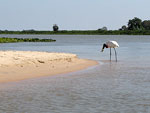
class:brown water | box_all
[0,35,150,113]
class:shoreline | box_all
[1,30,150,35]
[0,51,98,83]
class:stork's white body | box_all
[105,41,119,48]
[101,40,119,62]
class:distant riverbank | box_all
[1,30,150,35]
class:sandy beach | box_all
[0,51,98,83]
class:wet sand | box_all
[0,51,98,83]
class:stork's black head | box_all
[101,44,108,52]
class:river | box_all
[0,35,150,113]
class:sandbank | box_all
[0,51,98,83]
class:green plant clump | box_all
[0,37,56,43]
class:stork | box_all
[101,41,119,62]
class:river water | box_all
[0,35,150,113]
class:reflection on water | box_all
[0,35,150,113]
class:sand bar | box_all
[0,51,98,83]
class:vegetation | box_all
[1,30,150,35]
[0,17,150,35]
[0,37,56,43]
[119,17,150,31]
[142,20,150,30]
[127,17,144,30]
[53,24,59,31]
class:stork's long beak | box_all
[101,44,105,52]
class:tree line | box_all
[0,17,150,35]
[119,17,150,31]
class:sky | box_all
[0,0,150,31]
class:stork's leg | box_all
[110,48,111,61]
[114,48,117,62]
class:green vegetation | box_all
[0,17,150,35]
[53,24,59,31]
[0,37,56,43]
[0,30,150,35]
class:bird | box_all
[101,41,119,62]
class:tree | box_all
[101,26,107,31]
[119,25,127,31]
[142,20,150,30]
[127,17,143,30]
[53,24,59,31]
[98,26,107,31]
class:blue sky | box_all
[0,0,150,30]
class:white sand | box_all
[0,51,98,83]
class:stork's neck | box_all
[102,44,108,49]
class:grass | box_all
[1,30,150,35]
[0,37,56,43]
